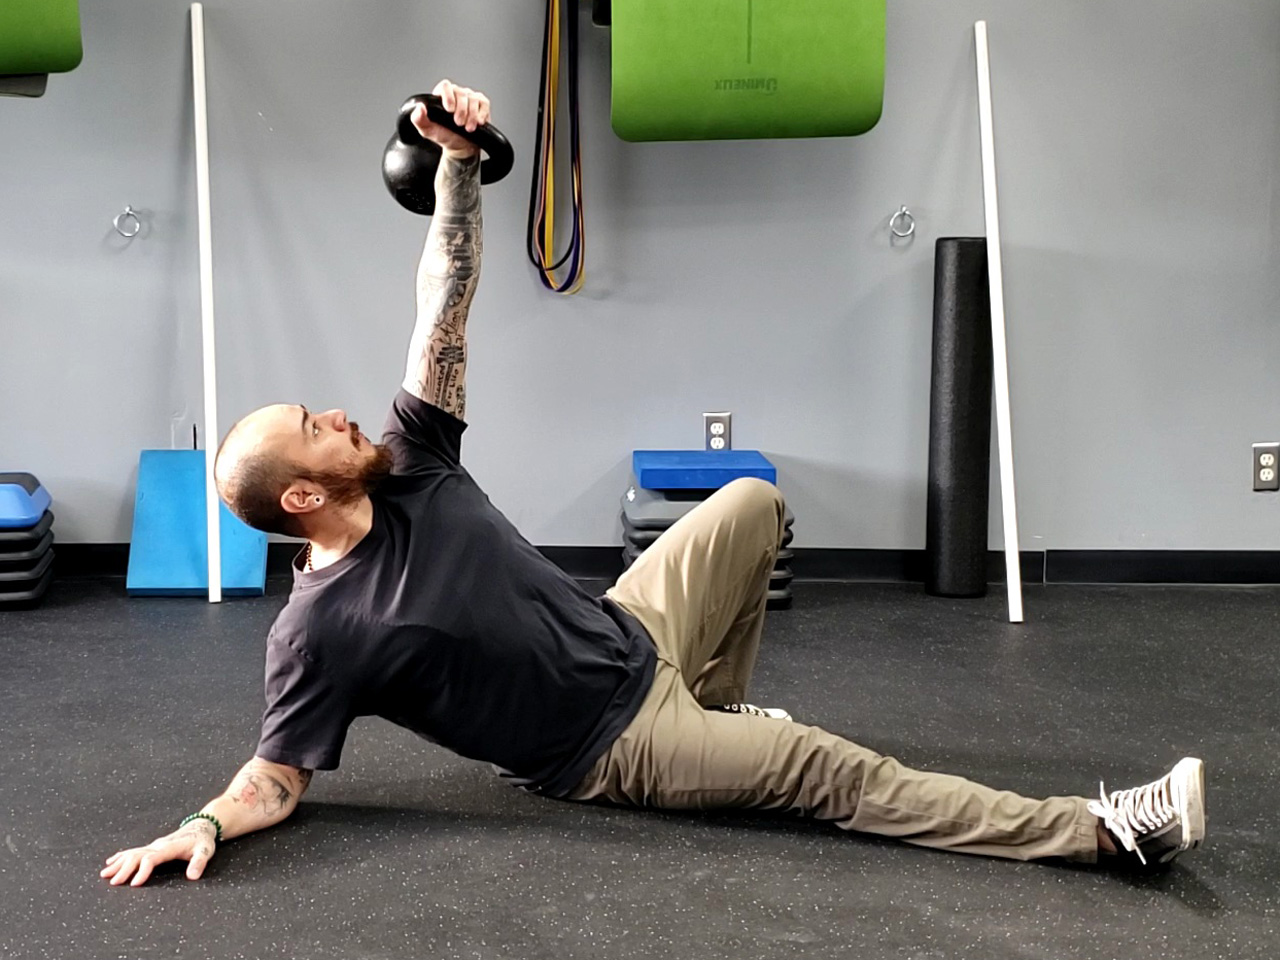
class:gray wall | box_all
[2,0,1277,551]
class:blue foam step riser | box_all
[0,473,52,530]
[126,450,267,597]
[632,450,777,491]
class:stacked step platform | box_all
[0,473,55,609]
[621,451,795,610]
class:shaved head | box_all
[214,406,308,536]
[215,403,393,537]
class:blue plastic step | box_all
[0,473,52,530]
[631,450,776,491]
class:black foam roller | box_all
[926,238,993,598]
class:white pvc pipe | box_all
[974,21,1023,623]
[192,3,221,603]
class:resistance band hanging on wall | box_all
[527,0,586,294]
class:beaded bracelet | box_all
[179,812,223,843]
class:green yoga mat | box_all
[610,0,884,142]
[0,0,82,75]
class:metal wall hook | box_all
[889,205,915,239]
[114,205,141,238]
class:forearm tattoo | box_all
[408,154,482,418]
[228,765,306,818]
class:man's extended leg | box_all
[569,658,1101,862]
[588,477,1204,866]
[593,478,1095,860]
[608,476,784,706]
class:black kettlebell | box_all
[382,94,515,215]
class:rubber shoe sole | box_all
[1169,757,1206,860]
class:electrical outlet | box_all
[704,412,732,451]
[1253,442,1279,491]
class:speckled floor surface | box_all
[1,579,1276,960]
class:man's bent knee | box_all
[722,477,785,514]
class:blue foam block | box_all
[632,450,777,490]
[126,450,268,597]
[0,480,51,529]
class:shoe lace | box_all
[1087,775,1177,865]
[727,703,766,717]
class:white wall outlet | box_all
[704,412,732,451]
[1253,442,1279,491]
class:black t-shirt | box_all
[255,390,656,797]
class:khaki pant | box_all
[570,478,1098,862]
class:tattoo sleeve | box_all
[404,153,482,419]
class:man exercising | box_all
[101,80,1206,888]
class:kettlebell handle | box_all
[395,94,515,185]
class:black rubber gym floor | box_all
[2,579,1275,959]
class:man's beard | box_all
[303,443,394,508]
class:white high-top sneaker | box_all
[1088,757,1206,867]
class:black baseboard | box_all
[48,544,1280,585]
[51,544,130,578]
[1046,550,1280,585]
[787,549,1047,584]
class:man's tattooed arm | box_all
[403,153,482,420]
[202,757,313,841]
[100,758,313,886]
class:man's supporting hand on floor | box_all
[100,757,311,887]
